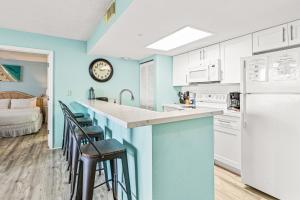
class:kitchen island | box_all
[76,100,223,200]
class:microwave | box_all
[188,59,221,83]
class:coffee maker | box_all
[228,92,240,110]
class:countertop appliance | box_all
[228,92,240,110]
[95,97,108,102]
[188,59,221,83]
[241,48,300,200]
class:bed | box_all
[0,91,43,137]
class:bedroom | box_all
[0,50,49,138]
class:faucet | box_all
[119,89,135,105]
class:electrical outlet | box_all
[67,89,72,96]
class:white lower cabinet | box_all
[214,114,241,174]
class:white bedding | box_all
[0,107,41,126]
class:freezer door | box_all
[241,94,300,200]
[242,48,300,94]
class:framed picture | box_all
[0,64,21,82]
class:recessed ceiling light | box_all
[146,26,212,51]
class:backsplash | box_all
[181,83,240,95]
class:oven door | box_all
[188,66,209,83]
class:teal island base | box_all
[84,109,215,200]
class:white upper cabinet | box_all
[221,34,252,84]
[253,24,288,53]
[173,53,189,86]
[188,49,202,67]
[288,20,300,46]
[203,44,220,65]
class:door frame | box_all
[0,45,54,149]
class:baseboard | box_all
[214,155,241,175]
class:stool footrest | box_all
[93,179,127,193]
[94,179,113,189]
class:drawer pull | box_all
[217,119,231,124]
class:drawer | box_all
[214,118,241,131]
[215,114,240,122]
[214,125,240,136]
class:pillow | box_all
[0,99,10,109]
[10,98,37,109]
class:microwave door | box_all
[208,60,221,81]
[188,67,209,82]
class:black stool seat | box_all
[81,139,126,158]
[74,113,85,118]
[75,126,104,136]
[77,117,93,126]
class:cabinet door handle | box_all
[217,119,231,124]
[290,25,294,41]
[199,51,202,62]
[283,27,286,42]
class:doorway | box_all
[0,45,54,148]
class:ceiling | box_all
[90,0,300,60]
[0,0,111,40]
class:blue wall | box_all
[0,59,48,96]
[0,28,140,148]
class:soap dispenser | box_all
[88,87,95,100]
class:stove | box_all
[196,94,240,117]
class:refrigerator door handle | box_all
[243,110,247,128]
[242,94,247,128]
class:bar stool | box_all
[59,102,99,173]
[63,107,110,199]
[67,114,132,200]
[58,101,93,159]
[59,101,85,150]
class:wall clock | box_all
[89,58,113,82]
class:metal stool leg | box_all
[95,137,102,177]
[98,162,102,176]
[121,153,132,200]
[103,161,111,191]
[64,123,70,157]
[68,135,73,183]
[75,160,83,200]
[70,136,80,199]
[110,159,118,200]
[82,158,97,200]
[62,118,66,150]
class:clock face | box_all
[89,59,113,82]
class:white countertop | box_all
[163,103,241,118]
[78,100,223,128]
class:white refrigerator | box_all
[241,48,300,200]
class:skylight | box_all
[146,26,212,51]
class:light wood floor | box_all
[0,127,277,200]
